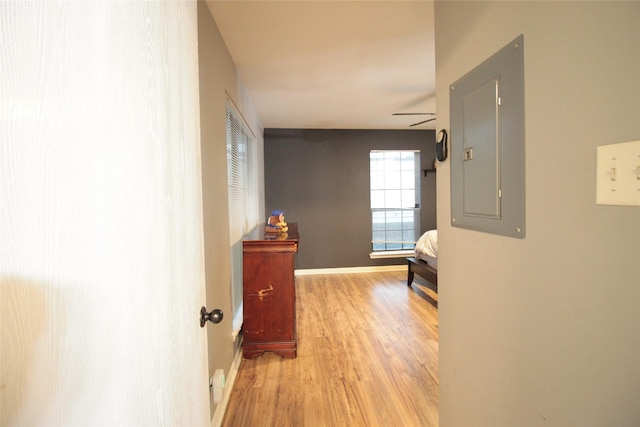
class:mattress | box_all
[415,229,437,269]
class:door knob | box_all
[200,307,223,327]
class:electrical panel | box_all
[450,35,526,238]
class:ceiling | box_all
[206,1,436,130]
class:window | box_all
[370,150,420,253]
[226,97,259,334]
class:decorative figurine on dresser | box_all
[242,216,299,359]
[265,209,288,233]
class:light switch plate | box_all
[596,140,640,206]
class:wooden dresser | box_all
[242,223,299,359]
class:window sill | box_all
[369,250,414,259]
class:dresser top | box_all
[243,223,299,252]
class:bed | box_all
[407,229,438,288]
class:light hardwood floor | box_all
[222,270,438,427]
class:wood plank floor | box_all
[222,270,438,427]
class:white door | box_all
[0,2,210,425]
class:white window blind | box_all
[370,150,421,252]
[226,100,258,244]
[226,97,258,334]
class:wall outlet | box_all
[210,369,225,405]
[596,140,640,206]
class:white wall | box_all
[198,2,265,419]
[435,1,639,425]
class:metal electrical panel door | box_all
[450,35,525,238]
[462,78,500,219]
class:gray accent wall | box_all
[264,128,436,269]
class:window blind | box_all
[226,97,258,333]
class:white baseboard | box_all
[211,344,243,427]
[295,264,405,276]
